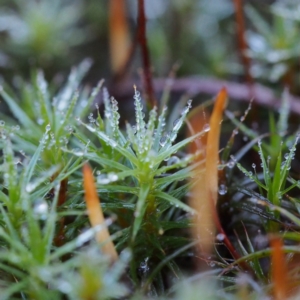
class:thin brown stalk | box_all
[190,88,227,256]
[137,0,156,107]
[232,0,252,84]
[54,178,68,246]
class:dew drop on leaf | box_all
[159,135,168,147]
[167,156,180,166]
[227,161,235,169]
[97,174,110,184]
[172,118,182,131]
[203,124,210,132]
[33,199,48,220]
[216,233,225,241]
[108,172,118,182]
[218,184,227,195]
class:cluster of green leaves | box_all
[68,85,207,293]
[0,0,105,77]
[247,2,300,82]
[218,92,300,292]
[0,62,134,299]
[0,137,130,299]
[0,62,210,298]
[2,62,300,298]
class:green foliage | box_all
[2,2,300,296]
[0,63,206,298]
[0,0,92,71]
[2,59,300,298]
[247,2,300,82]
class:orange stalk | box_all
[206,87,228,205]
[109,0,130,73]
[83,164,118,262]
[271,237,287,300]
[190,88,227,256]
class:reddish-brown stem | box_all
[137,0,156,107]
[54,178,68,246]
[210,194,250,272]
[233,0,252,85]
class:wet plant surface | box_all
[2,1,300,299]
[0,62,299,299]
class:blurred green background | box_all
[0,0,299,93]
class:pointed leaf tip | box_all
[215,87,228,112]
[83,163,118,261]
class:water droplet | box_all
[56,280,73,293]
[139,257,150,274]
[252,163,256,169]
[181,106,190,115]
[97,174,110,185]
[107,173,118,182]
[227,161,235,169]
[45,124,51,131]
[203,124,210,132]
[33,199,48,220]
[218,184,227,195]
[173,118,183,131]
[109,140,117,148]
[72,149,84,156]
[167,156,180,166]
[75,228,94,247]
[25,183,36,193]
[159,135,168,147]
[216,233,225,241]
[284,153,289,160]
[0,120,5,126]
